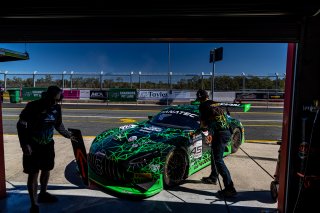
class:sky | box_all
[0,43,288,77]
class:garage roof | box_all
[0,2,319,42]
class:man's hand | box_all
[205,135,213,145]
[22,145,32,156]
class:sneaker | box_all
[218,188,237,198]
[38,192,58,203]
[201,176,217,184]
[30,204,39,213]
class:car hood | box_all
[89,122,189,160]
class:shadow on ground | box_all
[1,188,277,213]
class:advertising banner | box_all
[236,92,284,100]
[171,90,190,99]
[138,90,169,100]
[79,90,90,99]
[189,91,236,102]
[22,87,46,101]
[108,88,137,102]
[90,90,108,100]
[63,90,80,99]
[211,92,236,102]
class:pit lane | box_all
[2,104,282,211]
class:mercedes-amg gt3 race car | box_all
[88,103,250,197]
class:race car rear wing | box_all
[191,101,251,112]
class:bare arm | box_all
[55,105,71,138]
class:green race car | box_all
[88,103,250,197]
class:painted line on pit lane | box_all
[245,140,278,143]
[3,134,97,139]
[3,134,280,143]
[3,107,160,112]
[2,115,146,119]
[241,119,282,122]
[3,107,283,114]
[243,124,282,127]
[2,114,283,121]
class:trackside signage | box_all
[108,88,137,101]
[63,90,80,99]
[22,87,47,101]
[80,90,90,99]
[90,90,108,100]
[138,90,168,100]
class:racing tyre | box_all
[231,128,242,153]
[270,180,279,202]
[163,149,188,188]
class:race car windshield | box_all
[150,110,200,130]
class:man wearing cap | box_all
[17,85,75,213]
[196,89,237,198]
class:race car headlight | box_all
[129,151,159,165]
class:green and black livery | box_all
[88,103,250,197]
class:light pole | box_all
[275,72,279,95]
[100,71,103,90]
[70,71,74,90]
[138,71,142,89]
[62,71,66,89]
[33,71,37,88]
[4,71,8,91]
[201,72,204,89]
[169,72,172,90]
[211,60,215,100]
[130,71,134,89]
[209,47,223,100]
[242,72,246,93]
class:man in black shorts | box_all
[17,86,75,213]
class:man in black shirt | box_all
[17,86,75,213]
[196,89,237,198]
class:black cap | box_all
[42,85,62,100]
[196,89,209,101]
[47,85,62,97]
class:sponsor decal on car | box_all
[128,136,138,142]
[132,143,139,148]
[119,124,138,130]
[139,126,163,133]
[149,164,160,172]
[161,110,197,118]
[133,173,153,182]
[189,140,202,159]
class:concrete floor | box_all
[1,181,277,213]
[1,135,278,213]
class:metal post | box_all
[242,72,246,93]
[0,90,6,198]
[211,62,215,100]
[70,71,74,90]
[33,71,37,88]
[201,72,204,89]
[4,71,8,91]
[130,71,133,89]
[169,72,172,90]
[167,42,171,106]
[62,71,66,89]
[167,72,173,106]
[100,71,103,90]
[275,72,279,95]
[138,71,141,89]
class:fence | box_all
[0,72,285,94]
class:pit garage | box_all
[0,2,320,213]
